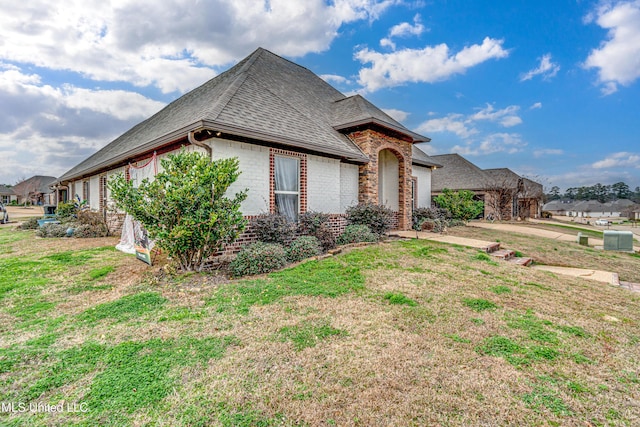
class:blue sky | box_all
[1,0,639,192]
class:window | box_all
[411,177,418,209]
[82,180,90,202]
[274,155,300,222]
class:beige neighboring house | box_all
[12,176,57,205]
[55,48,441,238]
[431,153,543,220]
[0,185,17,204]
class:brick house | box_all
[56,48,440,238]
[431,153,543,220]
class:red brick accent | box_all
[269,148,307,215]
[346,129,413,230]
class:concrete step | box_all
[481,242,501,253]
[491,249,515,260]
[509,257,534,267]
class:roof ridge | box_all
[200,48,264,121]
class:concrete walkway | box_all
[389,227,639,291]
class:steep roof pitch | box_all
[484,168,521,188]
[430,153,491,192]
[59,48,430,182]
[412,145,442,168]
[14,176,57,194]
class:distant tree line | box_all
[545,182,640,203]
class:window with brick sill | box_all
[274,155,300,222]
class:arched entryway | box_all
[378,149,399,210]
[377,147,408,229]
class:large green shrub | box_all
[433,189,484,222]
[250,213,296,245]
[337,224,378,245]
[109,150,248,272]
[345,203,393,236]
[286,236,321,263]
[229,242,287,277]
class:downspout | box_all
[187,129,213,157]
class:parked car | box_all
[594,219,611,226]
[0,202,8,224]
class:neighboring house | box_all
[565,199,638,218]
[56,48,440,238]
[12,176,57,205]
[430,153,543,219]
[542,200,577,216]
[0,185,17,204]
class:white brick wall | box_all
[211,139,270,215]
[308,155,341,213]
[413,165,432,208]
[340,163,359,212]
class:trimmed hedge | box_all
[345,203,393,236]
[337,224,378,245]
[286,236,321,263]
[229,242,287,277]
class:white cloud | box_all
[520,54,560,81]
[382,108,410,122]
[389,14,426,38]
[0,66,165,184]
[320,74,352,85]
[416,114,478,138]
[0,0,399,94]
[584,0,640,95]
[592,152,640,168]
[355,37,509,92]
[530,102,543,110]
[470,104,522,127]
[534,148,564,158]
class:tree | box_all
[108,151,248,272]
[547,186,561,201]
[433,189,484,222]
[611,182,630,199]
[13,176,41,207]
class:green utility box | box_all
[577,233,588,246]
[603,230,634,251]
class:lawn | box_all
[1,227,639,426]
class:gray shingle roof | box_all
[59,48,430,182]
[0,185,14,195]
[412,145,442,168]
[14,176,57,194]
[484,168,521,188]
[430,154,491,192]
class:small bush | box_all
[345,202,393,236]
[55,201,78,221]
[73,224,109,238]
[18,217,39,230]
[298,211,336,252]
[251,213,296,245]
[418,218,446,233]
[337,224,378,245]
[36,223,68,238]
[448,219,467,227]
[77,210,105,227]
[412,207,451,229]
[230,242,287,277]
[286,236,321,263]
[297,211,330,234]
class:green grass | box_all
[2,227,640,426]
[462,298,498,312]
[207,258,365,314]
[277,320,346,351]
[78,292,167,323]
[383,292,418,306]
